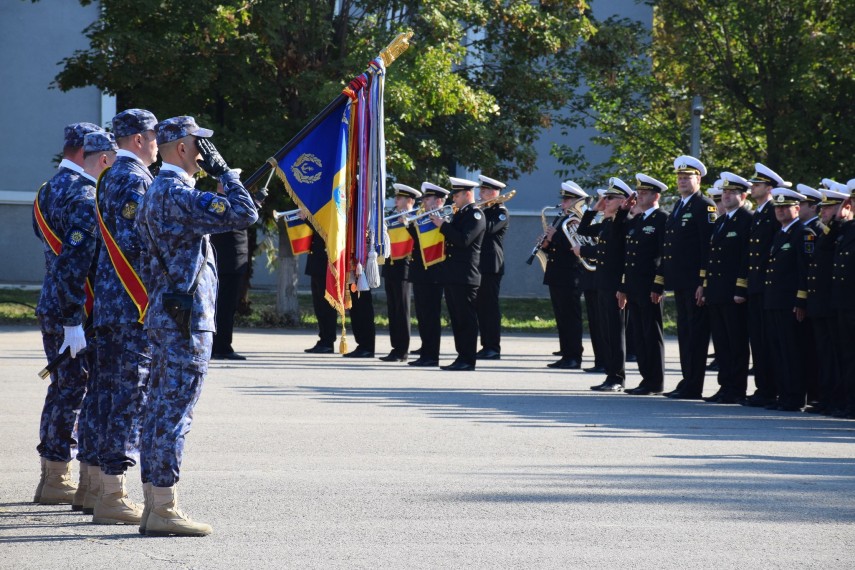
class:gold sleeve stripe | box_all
[654,275,665,285]
[736,279,748,287]
[797,290,808,299]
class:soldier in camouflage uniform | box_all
[136,116,258,536]
[91,109,159,525]
[32,124,111,508]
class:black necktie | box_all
[672,200,684,220]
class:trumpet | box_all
[272,208,303,223]
[476,189,516,208]
[384,207,419,223]
[526,205,565,267]
[402,204,456,226]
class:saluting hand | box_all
[196,138,230,178]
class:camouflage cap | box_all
[155,116,214,145]
[112,109,158,138]
[83,131,118,153]
[64,122,103,148]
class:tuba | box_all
[560,201,596,271]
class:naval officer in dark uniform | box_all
[736,163,784,407]
[655,155,716,399]
[379,183,420,362]
[433,177,486,371]
[619,174,668,395]
[407,183,450,367]
[831,181,855,419]
[303,228,338,353]
[699,172,752,404]
[474,175,509,360]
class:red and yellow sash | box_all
[285,216,314,256]
[387,219,414,261]
[94,169,148,323]
[33,183,94,318]
[416,216,445,267]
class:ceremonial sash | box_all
[284,216,314,256]
[94,169,149,323]
[416,216,445,267]
[33,183,94,318]
[387,218,413,261]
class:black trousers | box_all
[836,309,855,414]
[348,289,375,352]
[708,302,749,397]
[311,276,338,348]
[812,315,841,410]
[384,277,411,356]
[584,289,606,367]
[476,272,502,352]
[627,293,664,390]
[444,284,479,366]
[412,281,443,360]
[673,288,709,395]
[213,270,245,354]
[748,293,774,399]
[767,309,807,408]
[549,284,583,362]
[597,289,625,385]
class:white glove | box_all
[59,325,87,358]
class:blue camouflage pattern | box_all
[140,328,210,486]
[136,166,256,486]
[83,131,117,153]
[94,155,155,326]
[64,122,102,148]
[136,169,258,332]
[75,339,106,467]
[112,109,157,138]
[154,116,213,145]
[97,324,151,475]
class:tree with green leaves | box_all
[50,0,593,319]
[553,0,854,188]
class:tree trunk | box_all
[276,222,300,324]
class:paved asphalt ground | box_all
[1,326,853,569]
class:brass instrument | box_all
[272,208,303,223]
[476,189,516,208]
[384,207,419,223]
[526,205,565,269]
[561,206,596,272]
[402,204,456,226]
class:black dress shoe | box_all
[440,361,475,371]
[584,365,606,373]
[547,359,581,370]
[552,350,563,356]
[304,344,334,354]
[667,391,703,400]
[379,352,407,362]
[343,348,374,358]
[663,388,681,398]
[715,394,744,404]
[592,382,624,392]
[408,357,439,367]
[219,352,247,361]
[703,389,726,403]
[410,347,422,355]
[475,348,501,360]
[625,386,663,395]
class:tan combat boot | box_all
[72,462,90,511]
[33,457,46,503]
[38,460,77,504]
[145,485,212,537]
[83,465,102,515]
[138,482,153,535]
[92,473,143,524]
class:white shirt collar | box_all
[80,172,97,184]
[804,215,819,226]
[681,193,695,206]
[643,206,657,219]
[116,149,146,166]
[781,218,799,233]
[58,159,85,175]
[160,163,196,188]
[726,209,737,219]
[756,199,770,213]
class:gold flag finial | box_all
[379,31,414,67]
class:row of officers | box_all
[32,112,259,537]
[305,156,855,421]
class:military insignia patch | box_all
[643,225,655,234]
[499,214,507,221]
[805,243,814,254]
[121,201,138,220]
[707,205,716,212]
[708,213,717,223]
[781,243,792,251]
[474,212,483,220]
[207,198,227,216]
[726,231,737,238]
[683,213,693,219]
[67,228,86,247]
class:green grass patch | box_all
[1,287,678,335]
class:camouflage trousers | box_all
[96,323,151,475]
[140,328,211,487]
[37,325,92,463]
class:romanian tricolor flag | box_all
[272,103,350,316]
[284,217,313,256]
[386,217,413,261]
[415,216,445,267]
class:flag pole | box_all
[243,31,413,190]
